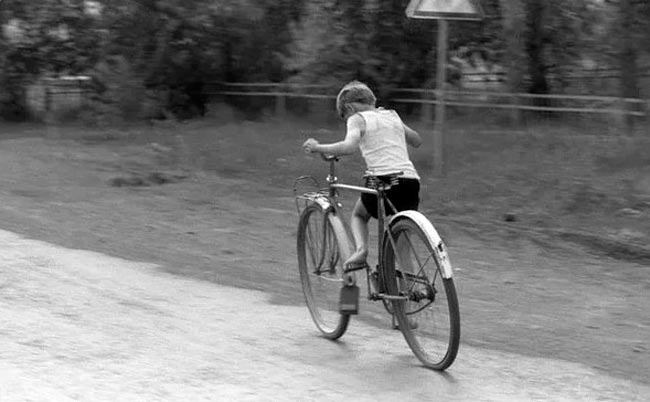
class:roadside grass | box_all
[17,112,649,260]
[177,115,650,256]
[429,121,650,255]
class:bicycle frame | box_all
[324,156,454,279]
[321,157,423,301]
[295,153,453,293]
[322,157,390,266]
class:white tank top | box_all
[357,108,419,180]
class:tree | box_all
[0,0,102,119]
[498,0,526,93]
[98,0,283,117]
[0,0,101,75]
[616,0,650,128]
[285,0,440,92]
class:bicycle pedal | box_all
[344,261,369,273]
[339,283,359,315]
[370,271,385,293]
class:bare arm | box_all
[303,114,365,155]
[403,123,422,148]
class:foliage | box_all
[0,0,648,121]
[283,0,608,96]
[0,0,101,119]
[499,0,603,95]
[0,0,101,76]
[95,0,299,117]
[285,0,445,91]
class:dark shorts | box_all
[361,177,420,219]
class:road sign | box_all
[405,0,484,20]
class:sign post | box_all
[405,0,483,175]
[434,19,448,176]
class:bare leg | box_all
[345,198,371,266]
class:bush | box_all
[0,84,28,121]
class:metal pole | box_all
[434,19,448,175]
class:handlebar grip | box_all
[320,153,339,162]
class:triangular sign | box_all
[406,0,484,20]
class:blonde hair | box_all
[336,81,376,119]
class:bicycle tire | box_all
[382,217,460,370]
[297,204,353,339]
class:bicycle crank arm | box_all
[375,293,409,301]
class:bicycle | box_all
[294,153,460,370]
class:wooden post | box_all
[647,100,650,133]
[615,98,626,133]
[45,87,52,113]
[433,19,448,176]
[510,92,521,126]
[275,92,286,118]
[422,91,433,124]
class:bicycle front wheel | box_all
[297,204,352,339]
[383,217,460,370]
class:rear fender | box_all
[389,211,454,279]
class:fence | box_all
[31,80,650,131]
[206,82,335,118]
[210,82,649,132]
[391,89,647,125]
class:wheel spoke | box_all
[399,231,435,296]
[383,218,460,370]
[297,205,351,339]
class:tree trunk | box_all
[499,0,526,93]
[619,0,640,131]
[499,0,526,124]
[525,0,549,96]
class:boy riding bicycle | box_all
[303,81,422,269]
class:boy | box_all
[303,81,422,268]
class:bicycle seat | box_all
[364,172,404,190]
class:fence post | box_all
[510,93,521,126]
[614,98,626,134]
[647,99,650,132]
[421,90,432,124]
[433,18,448,176]
[45,87,52,113]
[275,92,286,118]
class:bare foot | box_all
[344,249,368,267]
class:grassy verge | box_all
[19,112,650,263]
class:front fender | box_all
[389,211,454,279]
[299,194,353,261]
[298,192,333,213]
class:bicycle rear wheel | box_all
[297,204,352,339]
[383,217,460,370]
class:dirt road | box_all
[0,127,648,400]
[1,229,648,401]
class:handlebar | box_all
[320,153,339,162]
